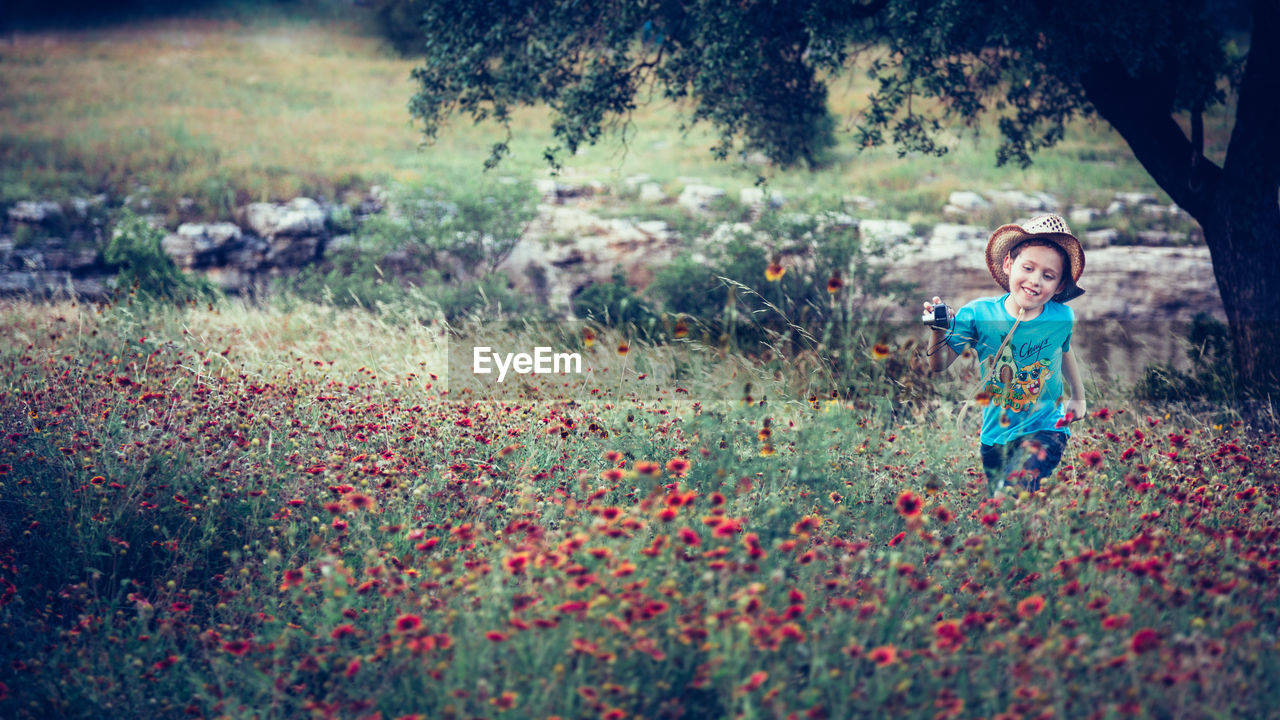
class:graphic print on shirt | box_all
[983,333,1053,413]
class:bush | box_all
[1134,313,1237,406]
[571,269,664,340]
[104,209,217,305]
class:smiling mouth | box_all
[1029,381,1041,395]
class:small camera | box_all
[922,303,949,330]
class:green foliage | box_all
[1134,313,1237,406]
[286,180,537,320]
[103,209,218,305]
[571,268,664,341]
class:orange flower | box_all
[490,691,518,710]
[280,568,305,591]
[330,624,356,640]
[634,461,661,477]
[765,261,786,282]
[347,492,374,511]
[582,327,596,347]
[673,319,689,339]
[616,342,630,355]
[1016,595,1046,620]
[826,273,843,294]
[759,443,775,457]
[600,468,627,482]
[895,491,923,518]
[974,391,992,407]
[503,552,530,575]
[871,343,892,360]
[665,458,691,477]
[868,644,898,666]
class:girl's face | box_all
[1002,245,1064,314]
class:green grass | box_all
[0,3,1232,220]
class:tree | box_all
[404,0,1280,404]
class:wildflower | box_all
[280,568,306,591]
[673,318,690,338]
[503,553,530,574]
[1016,595,1045,620]
[826,272,843,294]
[888,531,906,547]
[1080,450,1104,469]
[331,624,356,640]
[600,468,627,482]
[1102,613,1131,630]
[868,644,898,667]
[759,443,775,457]
[1054,411,1076,428]
[634,461,661,477]
[344,657,361,678]
[871,343,892,360]
[486,631,509,643]
[895,491,923,518]
[394,614,422,633]
[1131,628,1160,654]
[490,691,518,710]
[934,619,965,653]
[974,391,992,407]
[791,515,821,536]
[347,493,374,511]
[616,342,630,356]
[933,505,954,523]
[222,640,252,656]
[765,261,786,281]
[582,327,596,347]
[665,458,691,477]
[678,528,701,547]
[739,671,768,693]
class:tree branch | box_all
[1080,63,1221,222]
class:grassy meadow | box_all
[1,297,1278,719]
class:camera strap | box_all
[969,305,1026,400]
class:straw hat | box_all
[985,214,1085,302]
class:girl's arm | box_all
[1061,349,1087,420]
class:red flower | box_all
[895,491,923,518]
[678,527,701,547]
[1131,628,1160,654]
[739,671,768,693]
[1080,450,1104,468]
[331,624,356,640]
[222,640,252,656]
[665,458,691,477]
[1016,595,1045,620]
[395,614,423,633]
[486,631,509,643]
[868,644,898,666]
[888,531,906,547]
[347,493,374,511]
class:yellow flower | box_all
[765,261,786,282]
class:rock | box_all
[858,219,915,245]
[739,187,785,211]
[42,246,100,272]
[265,235,321,267]
[930,223,987,247]
[162,222,242,269]
[1083,228,1118,249]
[677,184,726,213]
[1135,230,1185,246]
[1114,192,1158,206]
[638,183,667,204]
[947,191,990,211]
[8,200,62,224]
[984,190,1058,212]
[242,198,325,238]
[203,266,255,293]
[1105,200,1127,216]
[1069,208,1103,226]
[843,194,878,211]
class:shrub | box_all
[103,209,217,305]
[571,269,664,340]
[1134,313,1237,406]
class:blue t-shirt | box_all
[945,295,1074,446]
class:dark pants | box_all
[981,430,1068,494]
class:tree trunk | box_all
[1081,0,1280,406]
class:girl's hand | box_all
[922,296,950,328]
[1064,397,1087,423]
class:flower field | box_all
[1,299,1278,719]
